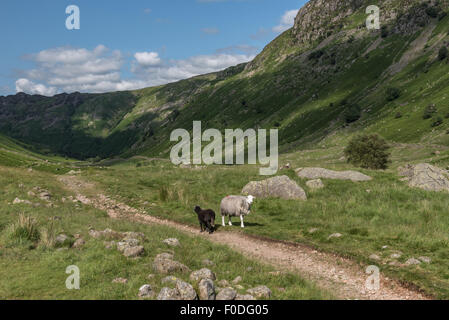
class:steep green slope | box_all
[1,0,449,160]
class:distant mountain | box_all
[1,0,449,160]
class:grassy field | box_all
[0,165,331,300]
[83,142,449,299]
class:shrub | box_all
[395,112,403,119]
[426,6,439,18]
[381,26,389,38]
[431,117,443,127]
[386,87,401,101]
[344,134,391,169]
[344,104,362,123]
[438,46,448,60]
[423,104,437,119]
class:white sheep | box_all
[220,195,254,228]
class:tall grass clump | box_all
[4,214,40,245]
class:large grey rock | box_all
[198,279,216,300]
[216,288,237,300]
[235,294,256,300]
[406,258,421,266]
[399,163,449,192]
[296,168,372,182]
[157,287,182,300]
[161,276,181,286]
[153,257,190,274]
[117,239,140,252]
[163,238,180,247]
[247,286,272,299]
[176,281,198,300]
[242,175,307,200]
[190,268,216,282]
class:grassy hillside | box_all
[1,1,449,160]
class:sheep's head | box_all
[246,195,255,205]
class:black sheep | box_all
[194,206,216,234]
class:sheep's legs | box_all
[222,216,226,227]
[240,215,245,228]
[228,216,233,226]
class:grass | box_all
[85,143,449,299]
[0,166,330,300]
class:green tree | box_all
[344,134,391,170]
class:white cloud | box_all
[134,52,162,67]
[15,78,57,96]
[273,9,298,33]
[15,45,256,96]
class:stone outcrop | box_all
[242,175,307,200]
[296,168,372,182]
[398,163,449,192]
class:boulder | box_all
[112,278,128,284]
[198,279,216,300]
[157,287,182,300]
[176,281,198,300]
[216,288,237,300]
[406,258,421,266]
[306,179,324,189]
[398,163,449,192]
[117,239,141,252]
[161,276,181,286]
[72,238,85,249]
[296,168,372,182]
[232,276,242,284]
[202,259,215,267]
[242,175,307,200]
[190,268,216,282]
[328,233,342,240]
[247,285,272,299]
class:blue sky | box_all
[0,0,306,96]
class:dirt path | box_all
[58,175,429,300]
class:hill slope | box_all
[1,0,449,159]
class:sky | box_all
[0,0,306,96]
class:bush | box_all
[386,87,401,101]
[344,104,362,123]
[381,26,389,38]
[395,112,403,119]
[423,104,437,119]
[431,117,443,127]
[426,7,439,18]
[438,46,448,60]
[344,134,391,170]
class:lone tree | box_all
[344,134,391,170]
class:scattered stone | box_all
[328,233,342,240]
[390,253,402,259]
[369,254,381,261]
[55,234,69,245]
[398,163,449,192]
[306,179,324,190]
[242,175,307,200]
[406,258,421,266]
[112,278,128,284]
[161,276,181,286]
[155,252,174,260]
[117,239,140,252]
[123,245,144,258]
[176,281,198,300]
[39,192,52,201]
[163,238,180,247]
[190,268,216,282]
[157,287,182,300]
[217,280,230,287]
[296,167,372,182]
[104,241,116,249]
[235,294,256,300]
[153,256,190,274]
[202,259,215,267]
[246,267,253,272]
[232,276,242,285]
[418,256,431,264]
[382,246,389,250]
[72,238,85,249]
[268,271,282,276]
[216,288,237,300]
[235,285,245,290]
[27,191,35,197]
[122,232,146,241]
[247,286,272,299]
[198,279,216,300]
[308,228,319,234]
[13,198,32,205]
[138,284,154,299]
[147,274,155,280]
[89,228,123,240]
[280,163,291,170]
